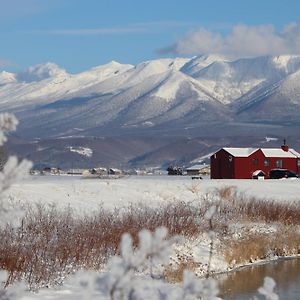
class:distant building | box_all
[90,167,107,175]
[210,141,300,179]
[186,164,210,176]
[42,167,61,175]
[109,168,122,175]
[67,169,86,175]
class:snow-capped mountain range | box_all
[1,54,300,138]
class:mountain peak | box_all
[2,54,300,139]
[108,60,122,65]
[180,54,228,77]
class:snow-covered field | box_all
[8,175,300,215]
[4,175,300,300]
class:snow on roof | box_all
[260,148,300,158]
[222,147,300,158]
[186,164,209,171]
[289,148,300,157]
[252,170,265,176]
[223,148,257,157]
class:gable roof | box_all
[252,170,266,176]
[186,164,209,171]
[260,148,300,158]
[222,147,300,158]
[223,147,257,157]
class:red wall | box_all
[211,148,300,179]
[248,150,298,178]
[211,149,235,179]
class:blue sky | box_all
[1,0,300,73]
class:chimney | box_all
[281,139,289,152]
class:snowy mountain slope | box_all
[0,61,133,111]
[235,69,300,123]
[183,55,300,104]
[180,54,228,76]
[1,55,300,138]
[15,68,230,138]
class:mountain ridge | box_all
[1,54,300,140]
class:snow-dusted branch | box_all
[72,227,221,300]
[0,114,18,147]
[0,116,32,228]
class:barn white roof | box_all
[223,148,257,157]
[261,148,300,158]
[222,147,300,158]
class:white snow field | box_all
[8,175,300,215]
[5,175,300,300]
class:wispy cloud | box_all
[27,21,198,36]
[158,23,300,57]
[30,27,146,35]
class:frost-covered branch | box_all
[72,227,220,300]
[0,114,32,228]
[0,113,32,299]
[204,205,218,279]
[0,114,18,147]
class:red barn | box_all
[210,143,300,179]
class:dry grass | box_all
[0,201,204,289]
[224,226,300,266]
[0,186,300,288]
[164,254,198,283]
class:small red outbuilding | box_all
[210,143,300,179]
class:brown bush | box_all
[164,255,198,283]
[0,187,299,289]
[224,226,300,265]
[0,201,204,289]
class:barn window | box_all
[298,160,300,167]
[264,159,270,166]
[252,159,258,165]
[276,160,283,168]
[228,155,233,162]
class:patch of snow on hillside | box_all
[265,137,278,142]
[154,71,211,101]
[180,54,229,77]
[191,152,215,163]
[69,146,93,157]
[142,121,154,127]
[278,70,300,104]
[272,55,300,73]
[154,73,182,100]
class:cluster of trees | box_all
[167,165,183,175]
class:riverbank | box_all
[2,175,300,298]
[217,257,300,299]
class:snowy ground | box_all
[7,175,300,215]
[5,175,300,300]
